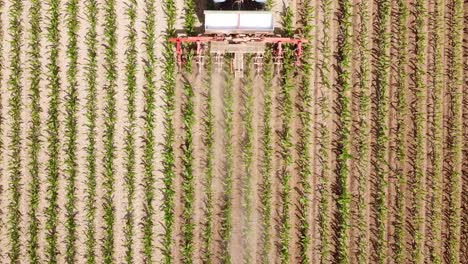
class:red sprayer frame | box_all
[168,36,307,67]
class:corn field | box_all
[0,0,467,263]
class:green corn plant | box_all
[162,0,177,262]
[355,2,371,264]
[260,46,274,264]
[430,0,445,263]
[375,0,391,262]
[64,0,79,262]
[124,0,137,263]
[84,0,99,263]
[6,0,24,262]
[142,0,157,262]
[201,53,214,264]
[26,0,42,263]
[45,0,61,262]
[297,0,314,262]
[448,0,463,262]
[220,57,234,264]
[102,0,117,263]
[318,0,332,262]
[393,0,408,262]
[336,0,353,263]
[242,55,254,264]
[413,0,428,262]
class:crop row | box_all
[430,0,444,262]
[375,0,391,262]
[448,0,464,262]
[355,1,371,263]
[84,0,98,263]
[260,35,274,264]
[259,2,274,262]
[242,55,255,263]
[7,0,24,262]
[64,0,79,262]
[393,0,409,262]
[44,0,61,262]
[318,0,333,262]
[297,0,314,262]
[336,0,353,262]
[123,0,137,262]
[102,0,117,262]
[26,0,43,263]
[142,0,157,261]
[220,58,235,264]
[413,0,428,262]
[162,0,177,261]
[181,0,197,261]
[181,79,195,264]
[279,7,294,263]
[201,54,214,264]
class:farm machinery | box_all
[169,0,307,78]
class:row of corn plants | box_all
[184,0,196,35]
[102,0,117,262]
[201,54,214,264]
[355,1,371,263]
[412,0,427,262]
[7,0,24,262]
[181,78,195,264]
[199,16,215,263]
[162,0,177,261]
[448,0,463,262]
[181,0,197,261]
[84,0,99,262]
[220,57,234,264]
[199,17,216,263]
[242,55,254,264]
[318,0,333,262]
[45,0,61,262]
[297,0,314,262]
[430,0,445,262]
[260,39,274,264]
[260,52,274,262]
[123,0,137,262]
[336,0,353,262]
[279,7,294,263]
[374,0,391,262]
[26,0,43,263]
[142,0,157,262]
[183,0,196,67]
[260,1,274,261]
[393,0,409,262]
[64,0,79,262]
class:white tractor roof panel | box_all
[204,11,274,34]
[238,13,272,29]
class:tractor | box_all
[169,0,306,78]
